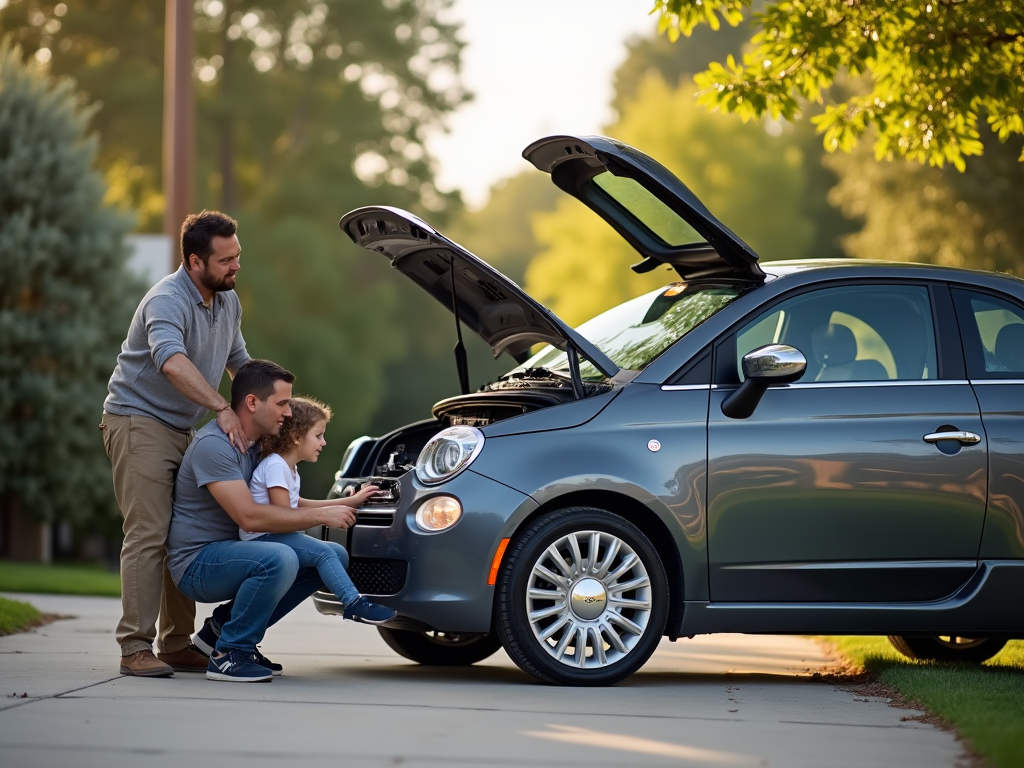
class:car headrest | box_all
[812,323,857,366]
[994,323,1024,372]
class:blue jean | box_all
[176,539,324,654]
[258,532,360,607]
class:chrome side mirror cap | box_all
[723,344,807,419]
[742,344,807,383]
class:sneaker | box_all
[192,616,220,657]
[343,596,398,625]
[157,644,209,673]
[206,650,272,683]
[253,647,283,676]
[119,649,173,678]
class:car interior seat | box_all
[993,323,1024,373]
[812,323,890,382]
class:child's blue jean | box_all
[257,532,361,606]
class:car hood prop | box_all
[339,206,620,391]
[523,134,766,283]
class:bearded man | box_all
[101,211,250,677]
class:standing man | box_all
[101,211,250,677]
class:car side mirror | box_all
[721,344,807,419]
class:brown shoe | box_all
[157,644,209,673]
[119,649,174,677]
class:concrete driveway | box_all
[1,592,962,768]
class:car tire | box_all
[495,506,669,686]
[376,627,502,666]
[887,635,1007,664]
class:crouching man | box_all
[166,359,360,682]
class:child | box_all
[243,396,397,627]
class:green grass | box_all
[0,560,121,597]
[0,595,42,635]
[826,637,1024,768]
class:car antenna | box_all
[449,259,471,395]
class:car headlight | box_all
[415,496,462,532]
[415,426,484,485]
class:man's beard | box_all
[199,269,235,293]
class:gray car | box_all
[308,134,1024,686]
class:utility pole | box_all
[162,0,194,272]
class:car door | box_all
[951,286,1024,560]
[706,282,987,603]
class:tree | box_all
[524,73,815,326]
[0,0,470,494]
[652,0,1024,169]
[0,40,136,532]
[826,129,1024,275]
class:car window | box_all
[592,172,706,247]
[517,283,746,378]
[735,285,937,382]
[953,289,1024,378]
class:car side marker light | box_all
[487,538,511,585]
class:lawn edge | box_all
[0,612,72,638]
[813,638,985,768]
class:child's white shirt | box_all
[242,453,300,541]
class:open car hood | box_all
[523,134,765,282]
[339,206,618,375]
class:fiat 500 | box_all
[306,134,1024,686]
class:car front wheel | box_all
[377,628,502,666]
[888,635,1007,664]
[495,507,669,686]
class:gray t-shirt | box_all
[167,420,261,584]
[104,266,250,431]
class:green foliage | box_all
[0,39,136,525]
[827,637,1024,768]
[0,595,41,634]
[0,0,467,227]
[0,1,471,496]
[0,560,121,596]
[652,0,1024,170]
[826,130,1024,275]
[525,73,814,326]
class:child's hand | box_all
[349,485,381,507]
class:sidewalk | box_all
[1,592,964,767]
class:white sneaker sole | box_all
[206,670,272,683]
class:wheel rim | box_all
[525,529,653,669]
[935,636,988,650]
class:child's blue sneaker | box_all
[253,647,283,676]
[343,596,398,625]
[206,649,272,683]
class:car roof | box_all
[760,258,1024,287]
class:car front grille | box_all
[348,558,407,596]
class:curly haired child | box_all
[242,396,397,631]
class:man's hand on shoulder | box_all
[215,406,247,452]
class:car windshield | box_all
[511,283,744,379]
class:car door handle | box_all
[923,431,982,445]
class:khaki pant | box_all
[101,413,195,656]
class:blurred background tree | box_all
[0,0,474,494]
[0,40,136,551]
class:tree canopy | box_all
[652,0,1024,169]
